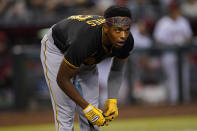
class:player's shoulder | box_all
[66,15,104,35]
[178,16,190,24]
[67,15,105,27]
[67,15,103,20]
[158,16,170,24]
[155,16,171,28]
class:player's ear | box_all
[103,23,109,33]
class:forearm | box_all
[108,70,123,99]
[57,79,89,109]
[107,58,125,99]
[56,60,89,109]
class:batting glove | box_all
[83,104,105,126]
[104,99,118,121]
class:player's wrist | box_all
[83,104,93,113]
[79,99,89,109]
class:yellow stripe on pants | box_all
[44,39,60,131]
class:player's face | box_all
[107,26,130,48]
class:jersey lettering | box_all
[67,15,105,27]
[86,19,105,26]
[67,15,93,21]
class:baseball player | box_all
[40,5,134,131]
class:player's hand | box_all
[83,104,105,126]
[104,99,118,121]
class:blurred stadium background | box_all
[0,0,197,130]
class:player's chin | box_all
[114,43,124,48]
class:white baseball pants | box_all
[40,28,100,131]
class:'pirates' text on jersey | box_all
[52,15,134,69]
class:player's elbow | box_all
[56,73,61,86]
[56,73,62,88]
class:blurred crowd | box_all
[0,0,196,27]
[0,0,96,26]
[0,0,196,43]
[0,0,197,109]
[128,0,197,105]
[0,0,196,42]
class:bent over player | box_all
[40,5,134,131]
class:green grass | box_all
[2,115,197,131]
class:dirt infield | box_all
[1,102,197,127]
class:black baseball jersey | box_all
[52,15,134,69]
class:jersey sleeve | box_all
[64,29,96,69]
[113,33,134,59]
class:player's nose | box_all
[119,31,127,41]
